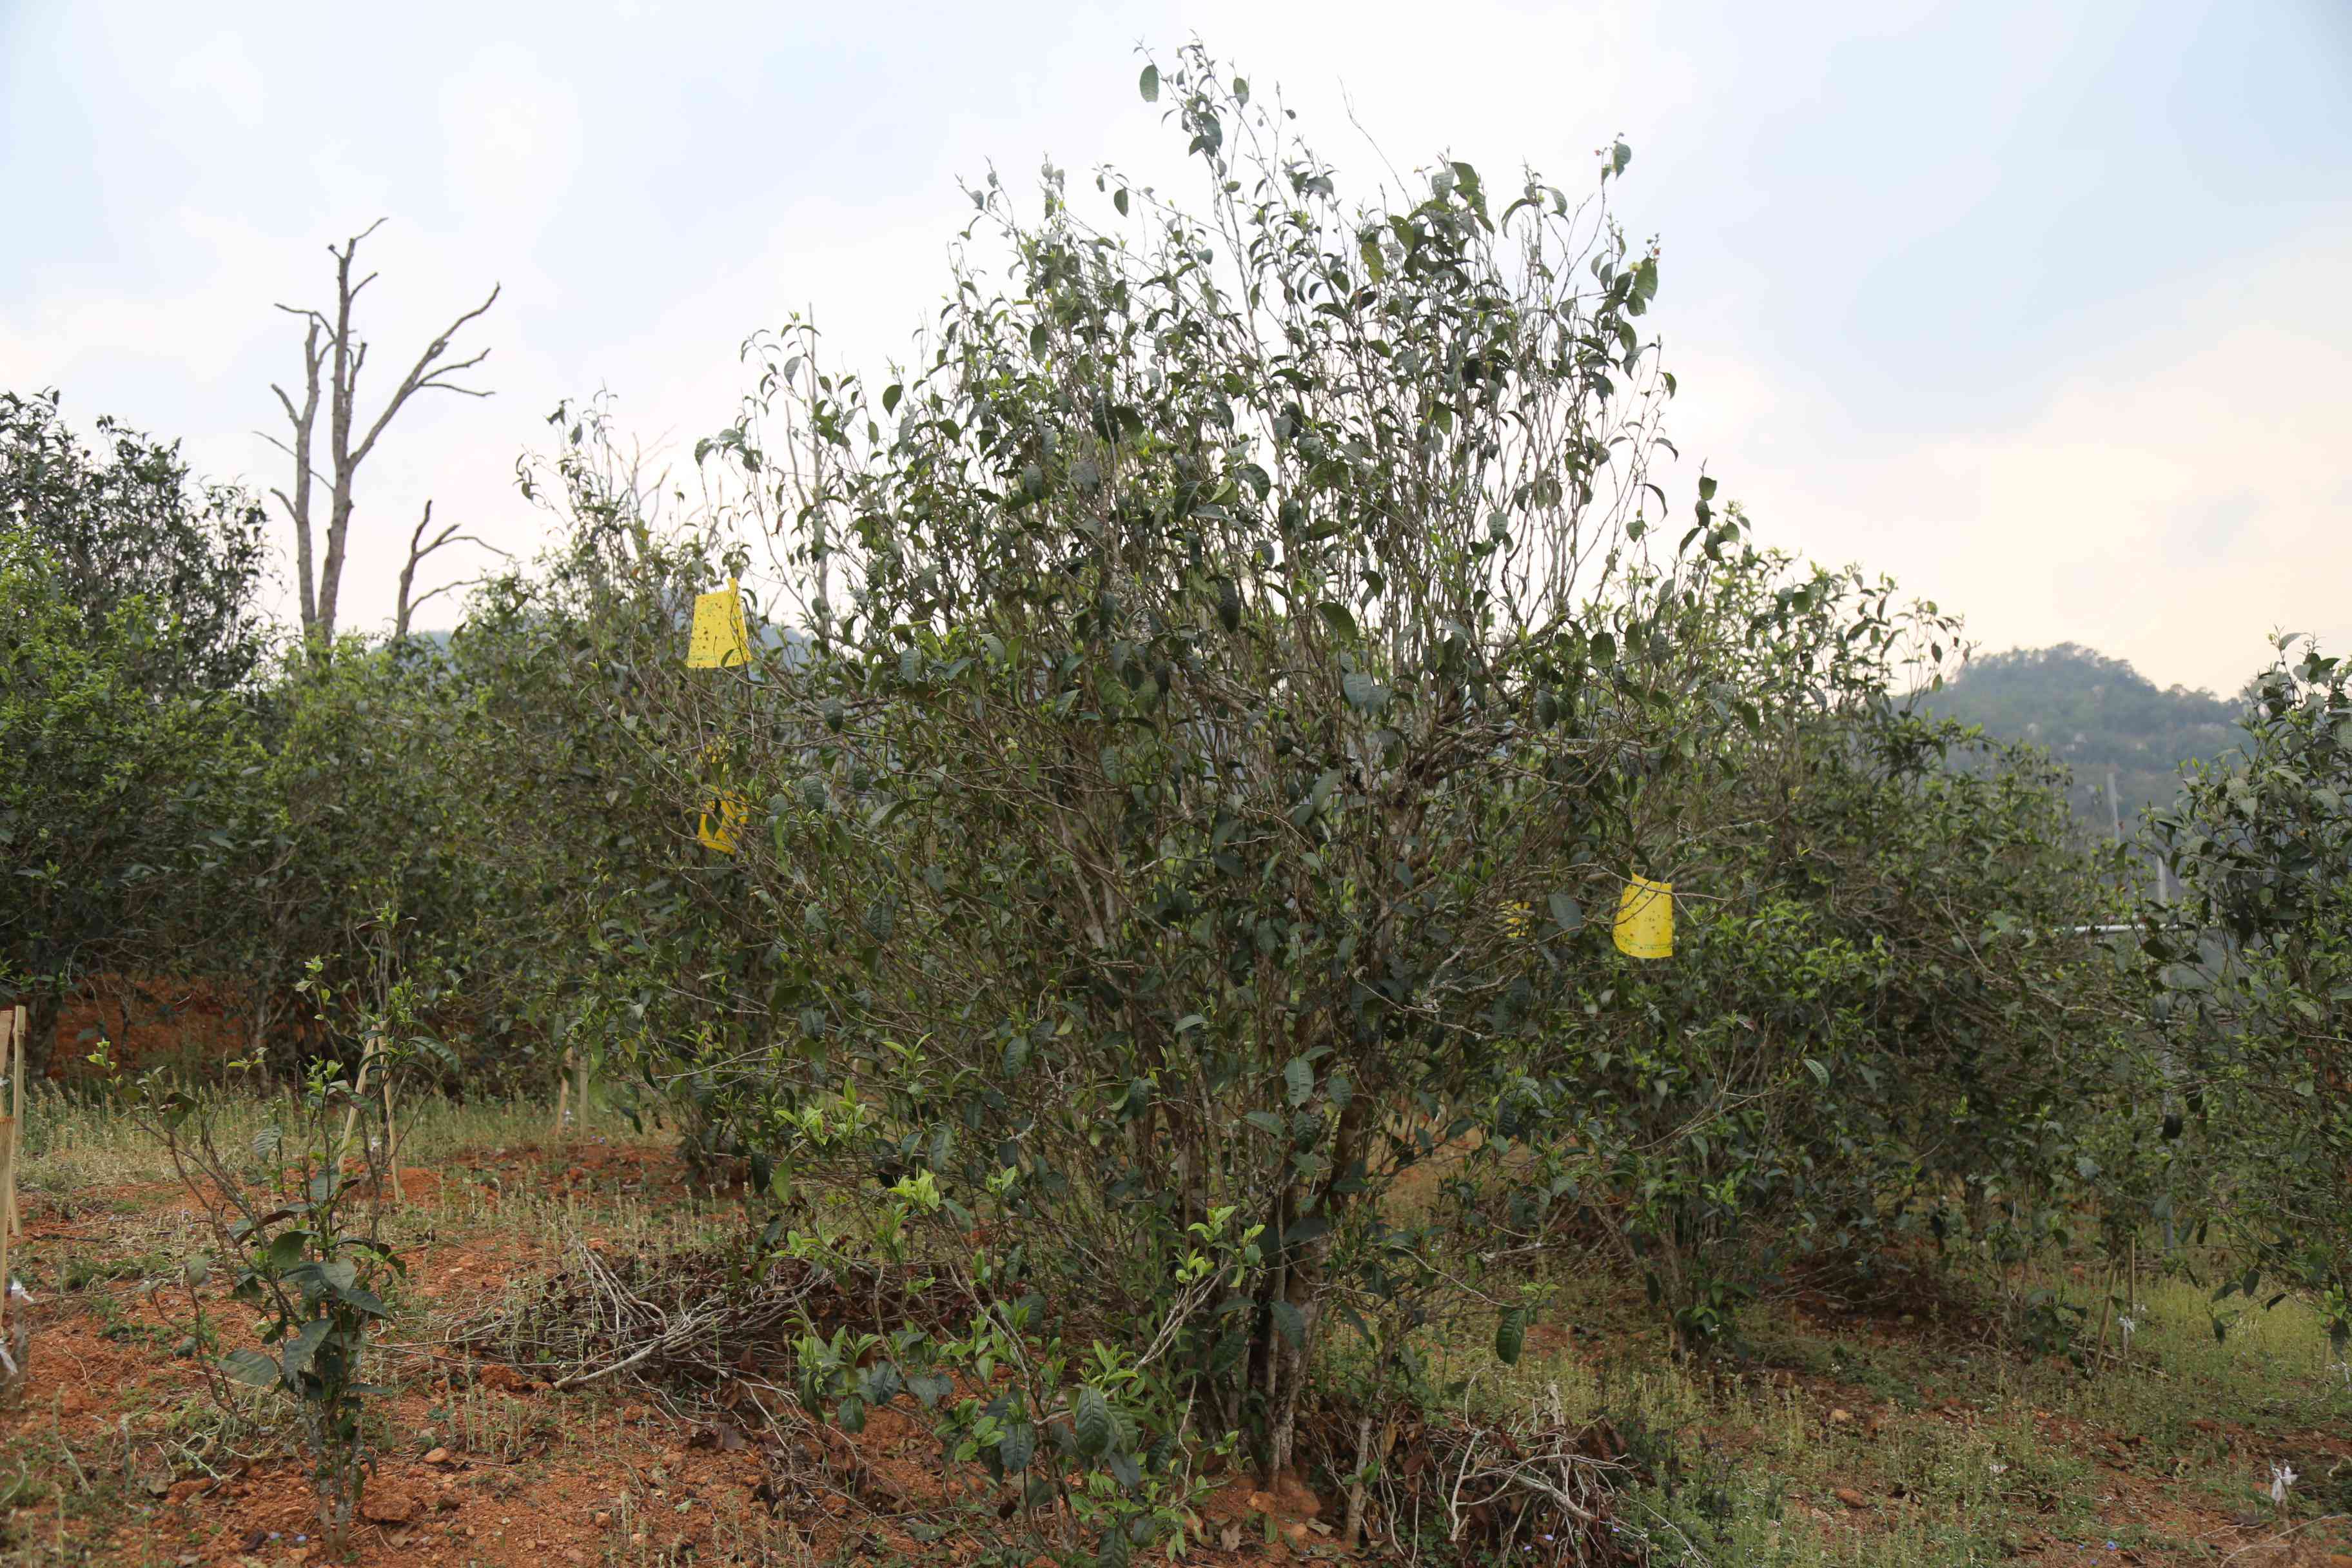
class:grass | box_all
[12,1078,607,1196]
[1395,1242,2352,1565]
[6,1089,2351,1567]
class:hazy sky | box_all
[5,1,2346,693]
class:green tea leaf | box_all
[1073,1384,1113,1458]
[999,1420,1036,1473]
[1496,1306,1528,1365]
[1271,1299,1306,1349]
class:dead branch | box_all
[393,499,512,638]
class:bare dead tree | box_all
[393,499,509,640]
[264,220,500,647]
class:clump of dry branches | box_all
[442,1227,961,1402]
[1298,1385,1650,1567]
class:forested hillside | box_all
[1929,642,2239,834]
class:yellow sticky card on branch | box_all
[1612,875,1674,960]
[686,578,750,668]
[695,741,745,852]
[698,790,747,853]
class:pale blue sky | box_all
[4,1,2346,691]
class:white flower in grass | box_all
[2269,1462,2297,1505]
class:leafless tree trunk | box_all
[265,220,500,649]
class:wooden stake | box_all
[551,1048,574,1144]
[1342,1407,1374,1549]
[337,1045,375,1169]
[382,1067,403,1209]
[0,1113,15,1296]
[3,1004,20,1241]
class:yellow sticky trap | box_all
[1612,875,1674,960]
[1501,900,1532,941]
[687,578,750,668]
[698,790,747,853]
[695,741,745,852]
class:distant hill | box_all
[1926,643,2240,836]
